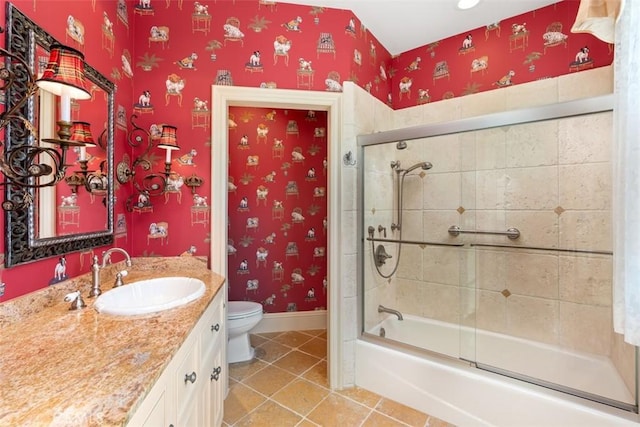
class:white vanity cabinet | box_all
[200,293,226,427]
[127,289,226,427]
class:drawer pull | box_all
[211,323,220,332]
[184,371,197,384]
[210,366,222,382]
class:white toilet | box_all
[227,301,263,363]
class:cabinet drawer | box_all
[175,337,200,419]
[200,294,224,361]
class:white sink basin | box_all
[94,276,206,316]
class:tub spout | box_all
[378,305,403,321]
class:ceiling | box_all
[285,0,562,55]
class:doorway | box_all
[210,86,343,389]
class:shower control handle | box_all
[375,245,393,267]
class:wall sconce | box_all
[117,115,204,212]
[0,42,91,211]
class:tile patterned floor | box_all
[224,330,455,427]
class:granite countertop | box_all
[0,256,225,426]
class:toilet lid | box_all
[228,301,263,319]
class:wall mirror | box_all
[4,4,114,267]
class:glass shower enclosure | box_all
[358,94,637,412]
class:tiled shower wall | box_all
[402,112,614,351]
[340,82,393,386]
[355,66,634,393]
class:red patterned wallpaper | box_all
[0,0,612,305]
[127,0,392,296]
[392,1,613,108]
[227,106,327,312]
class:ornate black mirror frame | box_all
[4,3,115,267]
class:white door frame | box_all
[211,86,343,389]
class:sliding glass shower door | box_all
[359,95,637,412]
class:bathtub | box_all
[356,314,638,427]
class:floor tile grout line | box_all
[236,357,331,397]
[295,417,320,427]
[227,330,327,426]
[253,339,326,364]
[232,331,435,427]
[255,331,326,346]
[369,407,424,427]
[254,348,324,377]
[228,356,333,425]
[269,388,328,422]
[357,407,376,427]
[230,384,328,427]
[226,382,303,426]
[293,389,334,423]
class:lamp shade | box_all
[69,121,97,147]
[157,125,180,150]
[36,43,91,100]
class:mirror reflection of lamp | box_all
[71,121,97,163]
[64,121,101,194]
[157,125,180,176]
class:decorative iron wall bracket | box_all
[119,114,204,212]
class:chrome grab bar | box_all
[366,237,464,247]
[471,243,612,256]
[448,225,520,240]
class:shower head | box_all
[396,141,408,150]
[402,161,433,174]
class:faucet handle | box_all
[114,270,128,288]
[64,290,87,310]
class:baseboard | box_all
[252,310,327,333]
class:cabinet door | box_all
[129,290,226,427]
[200,292,224,362]
[204,339,225,427]
[127,383,172,427]
[140,390,168,427]
[178,389,205,427]
[175,337,201,424]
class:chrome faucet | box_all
[88,248,132,297]
[378,304,403,321]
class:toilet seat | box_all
[228,301,263,320]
